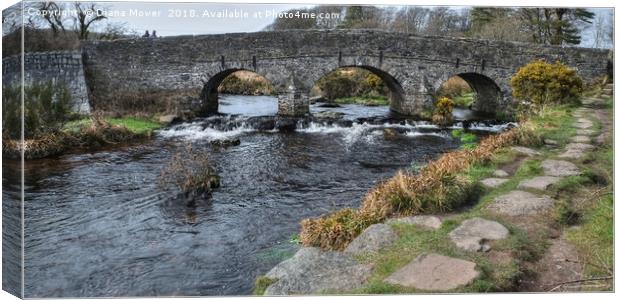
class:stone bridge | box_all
[80,30,611,117]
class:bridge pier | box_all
[277,81,310,117]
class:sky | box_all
[7,1,614,48]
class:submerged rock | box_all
[275,117,299,132]
[263,247,372,295]
[210,138,240,147]
[384,253,479,291]
[344,223,397,255]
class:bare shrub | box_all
[159,144,220,204]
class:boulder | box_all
[517,176,561,191]
[384,253,479,291]
[386,215,442,230]
[263,247,372,295]
[480,178,509,188]
[511,146,541,157]
[448,218,509,251]
[344,224,397,255]
[541,159,581,177]
[246,116,276,131]
[487,190,554,216]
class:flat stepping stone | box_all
[511,146,541,157]
[448,218,509,251]
[517,176,561,191]
[493,169,509,177]
[570,135,591,143]
[384,253,479,291]
[264,247,372,295]
[576,129,596,136]
[386,215,442,229]
[344,223,397,255]
[541,159,581,177]
[544,139,558,146]
[558,143,595,159]
[487,190,554,216]
[480,178,509,188]
[572,121,592,129]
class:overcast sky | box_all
[9,1,614,47]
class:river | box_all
[2,95,513,297]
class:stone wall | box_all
[2,51,90,113]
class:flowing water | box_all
[2,95,514,297]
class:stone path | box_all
[344,223,397,255]
[517,176,561,191]
[449,218,509,252]
[480,178,509,188]
[261,96,607,294]
[541,159,581,177]
[386,215,442,229]
[487,190,554,216]
[263,247,372,295]
[384,253,479,291]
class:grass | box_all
[64,116,162,135]
[452,92,475,108]
[348,219,530,294]
[254,276,278,295]
[334,96,389,106]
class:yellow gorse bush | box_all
[510,60,583,107]
[431,96,455,126]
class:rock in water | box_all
[384,253,479,291]
[448,218,509,251]
[383,128,398,140]
[210,138,240,147]
[263,247,372,295]
[344,223,397,255]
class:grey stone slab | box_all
[344,223,397,255]
[517,176,561,191]
[541,159,581,177]
[384,253,479,291]
[493,169,510,177]
[386,215,442,230]
[481,178,509,188]
[487,190,554,216]
[449,218,509,251]
[264,247,372,295]
[511,146,542,157]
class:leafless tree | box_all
[38,2,67,36]
[72,2,107,40]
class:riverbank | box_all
[2,116,162,160]
[255,91,613,294]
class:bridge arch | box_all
[311,65,406,115]
[200,69,276,115]
[435,72,502,115]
